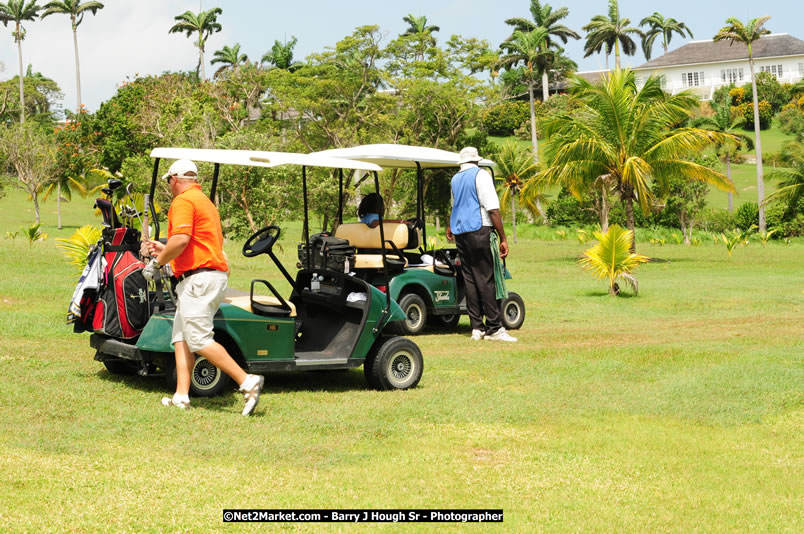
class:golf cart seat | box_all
[335,222,414,271]
[224,288,297,317]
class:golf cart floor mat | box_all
[294,306,362,358]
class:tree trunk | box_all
[57,182,62,230]
[33,192,40,225]
[615,39,621,70]
[16,27,24,124]
[623,187,636,253]
[541,69,549,101]
[605,52,609,71]
[528,83,538,163]
[726,154,734,212]
[748,55,765,232]
[599,187,610,233]
[72,20,82,112]
[199,40,206,81]
[511,192,517,244]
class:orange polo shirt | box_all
[167,183,228,277]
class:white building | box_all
[634,33,804,100]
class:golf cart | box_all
[86,148,423,396]
[314,144,526,335]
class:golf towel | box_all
[490,232,507,300]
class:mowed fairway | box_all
[0,193,801,533]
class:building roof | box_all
[636,33,804,70]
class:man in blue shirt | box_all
[446,147,517,342]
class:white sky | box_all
[0,0,795,116]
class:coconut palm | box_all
[766,141,804,212]
[582,0,642,70]
[0,0,40,123]
[401,14,439,61]
[39,0,103,112]
[211,43,248,78]
[168,7,223,81]
[579,224,648,296]
[639,12,693,60]
[539,69,735,252]
[714,16,771,232]
[504,1,580,100]
[495,141,542,242]
[261,36,302,71]
[498,28,551,162]
[691,96,753,212]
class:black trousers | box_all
[454,226,501,333]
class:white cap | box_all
[457,147,483,165]
[162,159,198,180]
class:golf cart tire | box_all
[500,292,525,330]
[167,354,234,397]
[429,314,460,328]
[394,293,428,335]
[365,336,423,391]
[102,357,138,376]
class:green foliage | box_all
[735,201,759,230]
[579,224,649,296]
[777,106,804,139]
[737,100,773,130]
[697,208,736,233]
[0,71,64,126]
[545,188,597,226]
[720,226,754,257]
[55,224,102,272]
[20,223,47,246]
[742,71,790,113]
[481,100,530,136]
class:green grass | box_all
[1,191,802,532]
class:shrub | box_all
[481,100,531,136]
[729,87,746,105]
[735,201,759,230]
[738,100,773,130]
[698,208,736,233]
[778,106,804,138]
[741,72,789,113]
[545,188,598,227]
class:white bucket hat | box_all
[457,147,483,165]
[162,159,198,180]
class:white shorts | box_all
[171,270,228,353]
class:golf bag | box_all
[298,232,355,272]
[88,226,150,339]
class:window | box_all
[681,71,705,87]
[720,68,744,84]
[760,64,784,79]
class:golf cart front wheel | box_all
[365,336,423,391]
[168,354,234,397]
[500,292,525,330]
[395,293,427,335]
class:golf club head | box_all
[101,187,112,196]
[108,179,124,191]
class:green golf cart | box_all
[89,148,424,396]
[314,144,526,335]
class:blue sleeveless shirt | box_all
[450,166,483,235]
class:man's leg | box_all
[195,342,247,385]
[463,228,501,332]
[455,233,485,333]
[174,340,195,396]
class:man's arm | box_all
[148,234,191,266]
[487,209,508,258]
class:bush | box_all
[778,106,804,138]
[481,100,531,136]
[729,87,746,106]
[766,198,804,237]
[698,208,736,233]
[738,100,773,130]
[741,72,790,113]
[545,188,598,227]
[735,201,759,230]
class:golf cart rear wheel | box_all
[429,314,460,328]
[365,336,423,391]
[167,354,233,397]
[500,292,525,330]
[395,293,427,335]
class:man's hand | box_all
[142,258,161,281]
[446,227,454,242]
[499,239,509,259]
[147,239,165,257]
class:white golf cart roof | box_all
[149,147,383,172]
[313,144,496,169]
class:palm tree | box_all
[39,0,103,112]
[579,224,648,296]
[766,141,804,212]
[691,96,753,212]
[504,1,580,100]
[539,69,736,252]
[168,7,223,81]
[401,14,439,61]
[211,43,247,78]
[639,12,693,60]
[0,0,40,123]
[714,16,771,232]
[582,0,642,70]
[495,141,541,242]
[261,36,302,71]
[498,28,551,162]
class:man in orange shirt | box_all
[143,159,264,416]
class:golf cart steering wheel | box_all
[243,225,281,257]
